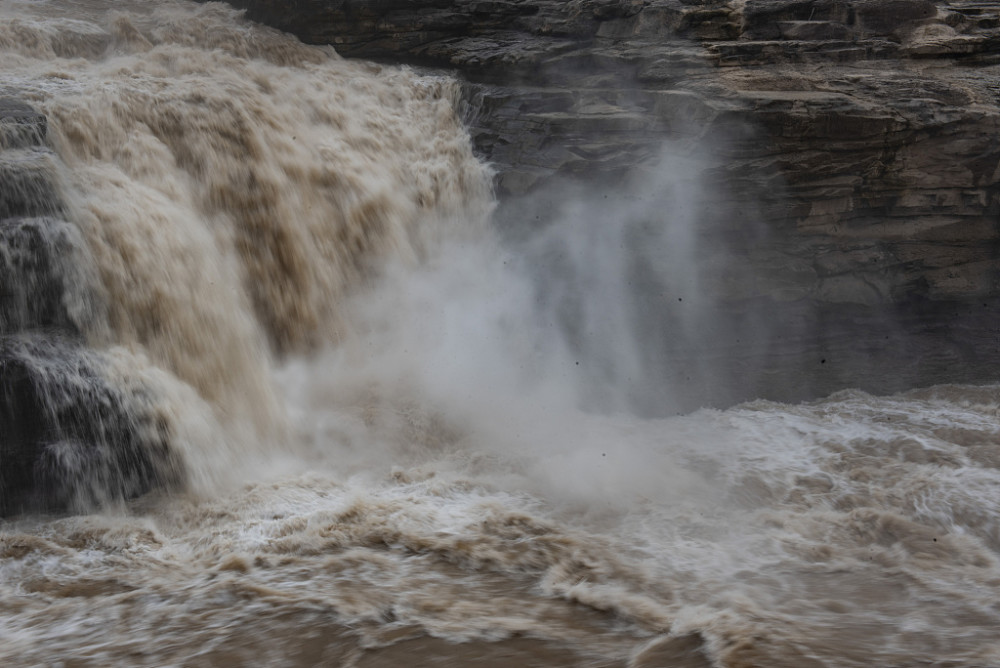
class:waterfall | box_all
[0,0,492,509]
[1,3,999,667]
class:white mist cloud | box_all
[277,143,721,510]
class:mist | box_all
[270,142,741,512]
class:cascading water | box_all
[1,2,1000,667]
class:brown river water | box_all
[1,2,999,666]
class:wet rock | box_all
[0,97,47,149]
[0,101,104,338]
[0,100,175,514]
[0,217,105,336]
[0,147,64,219]
[0,99,63,223]
[208,0,1000,404]
[217,1,1000,257]
[0,336,182,515]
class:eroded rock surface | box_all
[0,336,181,515]
[220,0,1000,405]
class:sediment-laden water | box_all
[1,2,999,666]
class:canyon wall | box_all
[219,0,1000,403]
[54,2,1000,403]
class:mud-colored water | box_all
[1,2,999,666]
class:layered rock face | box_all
[218,0,1000,405]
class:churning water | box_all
[1,1,999,666]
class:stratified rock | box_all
[0,147,64,220]
[0,336,183,515]
[216,1,1000,285]
[0,98,64,228]
[212,0,1000,406]
[216,0,1000,228]
[0,100,105,340]
[0,97,47,149]
[0,217,106,336]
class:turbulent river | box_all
[1,1,999,666]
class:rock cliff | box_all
[216,1,1000,405]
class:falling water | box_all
[0,2,999,666]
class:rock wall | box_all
[215,1,1000,404]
